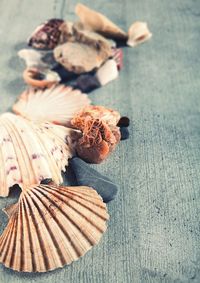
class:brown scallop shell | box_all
[0,184,109,272]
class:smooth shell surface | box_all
[0,113,77,197]
[0,184,109,272]
[75,3,127,39]
[13,84,91,125]
[127,21,152,47]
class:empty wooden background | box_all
[0,0,200,282]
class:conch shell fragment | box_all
[75,3,127,39]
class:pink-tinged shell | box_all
[112,48,123,70]
[13,84,91,126]
[0,184,109,272]
[0,113,79,197]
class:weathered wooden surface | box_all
[0,0,200,282]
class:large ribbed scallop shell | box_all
[0,113,78,197]
[13,84,91,126]
[0,184,109,272]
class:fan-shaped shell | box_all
[0,113,78,197]
[0,184,109,272]
[13,84,91,126]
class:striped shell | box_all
[0,184,109,272]
[13,84,91,126]
[0,113,78,197]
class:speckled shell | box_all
[0,113,79,197]
[28,19,64,50]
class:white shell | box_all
[18,49,57,69]
[127,21,152,47]
[95,59,118,86]
[0,184,109,272]
[0,113,78,197]
[13,84,91,126]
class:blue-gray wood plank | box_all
[0,0,200,282]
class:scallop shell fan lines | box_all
[0,113,76,197]
[13,84,91,126]
[0,184,109,272]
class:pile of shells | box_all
[0,3,151,273]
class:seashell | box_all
[54,42,107,74]
[71,115,121,164]
[0,113,78,197]
[72,105,121,127]
[22,68,61,88]
[28,18,64,50]
[18,49,58,69]
[95,59,119,86]
[127,21,152,47]
[75,3,127,39]
[13,84,91,126]
[112,48,123,70]
[59,21,76,44]
[0,183,109,272]
[69,157,118,202]
[72,22,113,60]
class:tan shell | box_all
[75,3,127,39]
[13,84,91,126]
[0,113,78,197]
[127,21,152,47]
[0,184,109,272]
[54,42,106,74]
[73,22,113,59]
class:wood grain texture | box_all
[0,0,200,282]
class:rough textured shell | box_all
[0,113,78,197]
[13,84,91,125]
[0,184,109,272]
[75,3,127,39]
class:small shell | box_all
[112,48,123,70]
[73,22,113,60]
[22,68,61,88]
[28,19,64,49]
[75,3,127,39]
[0,113,78,197]
[0,184,109,272]
[13,84,91,125]
[127,21,152,47]
[18,49,58,69]
[95,59,119,86]
[71,106,121,163]
[54,42,106,74]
